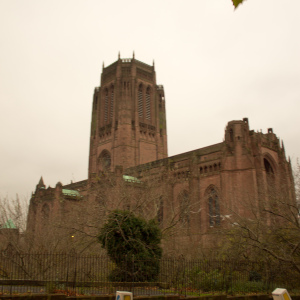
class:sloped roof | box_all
[123,175,142,183]
[62,189,81,197]
[2,219,17,229]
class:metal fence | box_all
[1,250,300,296]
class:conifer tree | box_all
[99,210,162,282]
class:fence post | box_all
[230,260,233,294]
[66,253,69,294]
[184,258,187,297]
[131,254,134,295]
[72,250,77,293]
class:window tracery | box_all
[99,150,111,170]
[104,89,108,123]
[178,190,190,225]
[138,84,143,118]
[146,87,151,120]
[207,188,220,227]
[110,85,114,120]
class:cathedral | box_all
[26,55,295,255]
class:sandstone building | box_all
[26,55,295,255]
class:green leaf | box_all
[232,0,246,9]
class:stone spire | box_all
[281,140,285,153]
[36,176,45,190]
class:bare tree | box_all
[0,195,29,251]
[217,174,300,273]
[65,170,201,255]
[294,160,300,205]
[0,195,28,231]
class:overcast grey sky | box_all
[0,0,299,199]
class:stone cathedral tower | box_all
[88,54,168,179]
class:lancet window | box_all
[137,84,152,121]
[207,188,220,227]
[41,203,50,220]
[103,86,114,124]
[146,87,151,120]
[138,84,143,118]
[157,197,164,225]
[104,89,109,123]
[264,157,276,199]
[99,150,111,171]
[178,190,190,225]
[110,85,114,120]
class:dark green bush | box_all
[99,210,162,282]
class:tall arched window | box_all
[104,88,109,123]
[146,86,151,120]
[178,190,190,225]
[264,158,274,175]
[229,128,234,142]
[207,188,220,227]
[110,85,114,121]
[157,197,163,225]
[41,203,50,219]
[264,157,276,198]
[138,84,143,118]
[94,95,98,110]
[41,203,50,228]
[99,150,111,170]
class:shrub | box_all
[99,210,162,282]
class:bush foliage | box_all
[98,210,162,282]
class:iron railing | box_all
[1,251,300,296]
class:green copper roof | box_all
[62,189,81,197]
[123,175,142,183]
[2,219,17,229]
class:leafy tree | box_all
[232,0,246,9]
[99,210,162,282]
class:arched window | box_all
[264,157,276,198]
[138,84,143,118]
[110,85,114,121]
[99,150,111,170]
[229,128,234,142]
[104,88,109,123]
[94,95,98,110]
[41,204,50,221]
[178,190,189,225]
[157,197,163,225]
[264,158,274,175]
[207,188,220,227]
[146,86,151,120]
